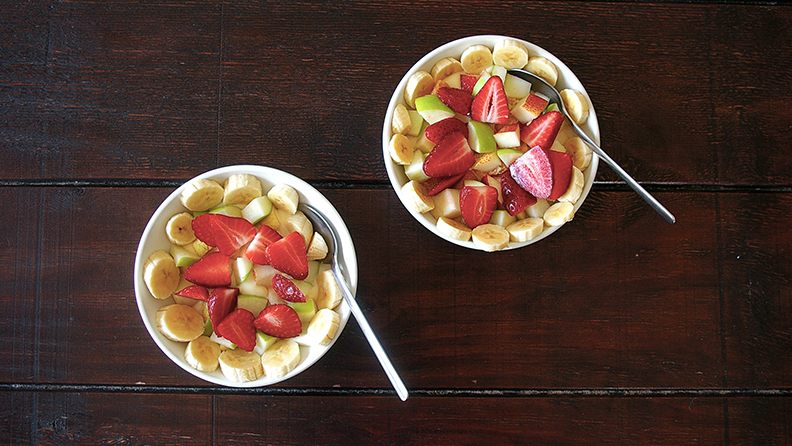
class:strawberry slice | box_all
[501,171,538,216]
[253,304,302,338]
[210,214,257,256]
[509,146,554,199]
[470,76,510,124]
[207,286,239,335]
[265,232,309,280]
[425,117,468,144]
[191,213,218,247]
[245,225,282,265]
[423,131,475,178]
[547,150,574,200]
[460,74,478,94]
[174,284,210,302]
[520,110,564,153]
[184,252,232,288]
[437,87,473,115]
[459,185,499,228]
[426,172,467,196]
[215,308,256,352]
[271,273,306,303]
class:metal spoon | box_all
[507,68,676,224]
[300,203,409,401]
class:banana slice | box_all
[219,348,264,382]
[306,232,328,261]
[267,183,300,215]
[436,217,472,242]
[400,180,435,214]
[543,201,575,226]
[403,70,434,108]
[506,217,545,242]
[180,179,224,212]
[492,39,529,69]
[560,89,590,125]
[471,224,510,252]
[558,167,585,204]
[156,303,205,343]
[392,103,412,135]
[165,212,196,245]
[143,250,181,299]
[315,269,343,310]
[389,133,414,165]
[564,137,593,171]
[223,173,263,206]
[431,57,463,81]
[261,339,301,378]
[525,56,559,87]
[184,335,222,373]
[281,210,313,247]
[460,44,493,75]
[298,308,341,346]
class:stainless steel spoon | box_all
[300,203,409,401]
[507,69,676,224]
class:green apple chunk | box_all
[468,121,497,153]
[414,95,455,124]
[404,150,430,182]
[170,244,200,267]
[238,273,269,297]
[289,299,317,325]
[254,331,277,355]
[234,256,254,284]
[472,71,491,96]
[503,73,532,99]
[236,294,269,318]
[497,148,523,167]
[407,110,425,137]
[242,195,273,224]
[209,205,243,218]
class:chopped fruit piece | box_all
[184,252,232,288]
[493,123,522,149]
[207,286,239,335]
[216,308,257,352]
[423,132,475,178]
[191,213,218,247]
[437,87,473,115]
[266,232,309,280]
[547,150,574,201]
[520,110,564,153]
[210,214,257,256]
[470,76,510,124]
[459,185,499,228]
[511,92,550,124]
[426,172,466,196]
[414,94,455,124]
[272,273,307,303]
[245,225,282,265]
[509,146,554,199]
[175,284,210,302]
[460,74,478,94]
[467,121,497,153]
[254,304,303,339]
[425,117,469,143]
[501,172,538,216]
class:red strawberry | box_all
[460,74,478,94]
[501,171,538,216]
[520,110,564,152]
[253,304,302,338]
[426,172,466,196]
[509,146,553,199]
[265,232,309,280]
[174,284,210,301]
[459,185,499,228]
[437,87,473,115]
[245,225,282,265]
[470,76,510,124]
[191,213,218,247]
[271,273,306,303]
[207,286,239,334]
[423,132,475,178]
[210,214,256,256]
[547,150,573,200]
[424,117,468,144]
[215,308,256,352]
[184,252,232,288]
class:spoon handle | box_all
[332,266,409,401]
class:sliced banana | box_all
[282,210,313,247]
[492,39,529,69]
[306,232,328,261]
[392,103,412,135]
[298,308,341,346]
[403,70,434,108]
[267,183,300,215]
[184,335,222,373]
[219,348,264,383]
[180,179,225,212]
[525,56,559,86]
[400,180,434,214]
[460,44,493,75]
[156,303,205,343]
[436,217,472,242]
[506,218,545,242]
[143,250,181,299]
[471,224,510,252]
[389,133,414,165]
[261,339,301,378]
[560,89,590,125]
[564,136,593,171]
[558,167,585,204]
[165,212,196,245]
[543,201,575,226]
[431,57,463,81]
[315,269,343,310]
[223,173,263,206]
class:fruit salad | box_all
[141,172,345,383]
[388,38,595,251]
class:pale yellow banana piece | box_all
[306,232,328,261]
[180,179,225,212]
[315,269,342,310]
[560,89,590,125]
[558,167,584,204]
[506,218,545,242]
[165,212,196,245]
[184,335,222,373]
[155,303,205,343]
[492,39,529,69]
[460,44,493,74]
[143,250,181,299]
[436,217,472,242]
[219,348,264,383]
[400,180,434,214]
[391,103,412,135]
[300,308,341,346]
[431,57,463,81]
[223,173,263,206]
[282,210,313,247]
[267,183,300,215]
[261,339,301,378]
[564,137,592,171]
[403,70,434,108]
[525,56,559,86]
[389,133,414,165]
[471,224,510,252]
[543,201,575,226]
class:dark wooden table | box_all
[2,1,790,444]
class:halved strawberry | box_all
[191,213,218,247]
[501,171,538,216]
[520,110,564,153]
[253,304,302,338]
[423,131,475,178]
[174,284,210,302]
[207,286,239,335]
[547,150,573,200]
[184,252,232,288]
[470,76,510,124]
[216,308,256,352]
[271,273,306,303]
[509,146,553,199]
[437,87,473,115]
[210,214,256,256]
[265,231,309,280]
[459,185,499,228]
[425,117,468,144]
[460,74,478,94]
[245,225,282,265]
[426,172,466,196]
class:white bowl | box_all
[134,165,356,387]
[383,35,600,251]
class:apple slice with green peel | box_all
[497,148,524,167]
[289,299,317,325]
[236,294,269,317]
[404,150,431,182]
[467,120,497,153]
[304,260,322,285]
[234,256,254,284]
[472,151,504,173]
[237,274,268,298]
[472,70,491,96]
[210,331,236,349]
[203,318,213,337]
[252,264,278,286]
[241,196,273,224]
[170,244,200,268]
[503,73,533,99]
[490,65,507,83]
[414,95,455,124]
[489,209,517,227]
[407,110,425,137]
[494,123,522,149]
[209,205,243,218]
[254,330,277,355]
